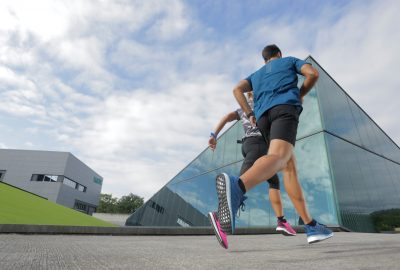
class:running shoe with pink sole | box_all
[208,212,228,249]
[276,220,297,236]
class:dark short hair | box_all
[262,44,281,61]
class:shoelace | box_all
[236,196,247,217]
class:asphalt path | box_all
[0,232,399,270]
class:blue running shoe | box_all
[304,222,334,244]
[215,173,247,234]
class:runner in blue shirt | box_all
[209,44,333,248]
[207,92,297,249]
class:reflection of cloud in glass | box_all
[294,133,338,224]
[178,190,208,212]
[319,213,336,224]
[328,133,400,217]
[172,175,217,214]
[238,208,269,226]
[249,208,270,225]
[297,87,323,138]
[171,123,244,185]
[280,192,296,211]
[316,67,400,164]
[173,149,213,182]
[296,134,332,192]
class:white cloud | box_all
[145,0,190,41]
[68,75,236,198]
[0,0,70,41]
[312,0,400,145]
[0,66,46,117]
[24,141,35,148]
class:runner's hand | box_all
[208,137,217,150]
[249,115,256,127]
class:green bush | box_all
[371,209,400,232]
[97,193,144,214]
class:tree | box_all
[117,193,144,214]
[97,193,144,214]
[371,208,400,232]
[97,193,118,213]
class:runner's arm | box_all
[208,111,239,150]
[233,80,253,116]
[233,80,256,125]
[299,64,319,100]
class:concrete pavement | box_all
[0,232,399,270]
[0,224,344,235]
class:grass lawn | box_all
[0,182,115,227]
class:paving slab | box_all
[0,232,399,270]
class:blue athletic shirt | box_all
[245,56,309,120]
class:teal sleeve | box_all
[292,57,310,74]
[245,74,253,89]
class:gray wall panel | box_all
[0,149,102,212]
[0,149,67,200]
[62,154,102,206]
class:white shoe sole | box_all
[276,227,296,236]
[307,232,334,244]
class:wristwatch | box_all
[246,111,255,118]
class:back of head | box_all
[262,44,281,62]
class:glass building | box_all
[126,56,400,232]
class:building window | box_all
[177,216,192,227]
[77,184,86,192]
[74,200,96,215]
[74,201,87,212]
[63,177,87,193]
[30,174,87,193]
[63,177,77,189]
[0,170,5,181]
[31,174,58,182]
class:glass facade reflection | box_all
[126,56,400,232]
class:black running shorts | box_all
[256,104,300,146]
[239,136,280,190]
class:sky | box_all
[0,0,399,200]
